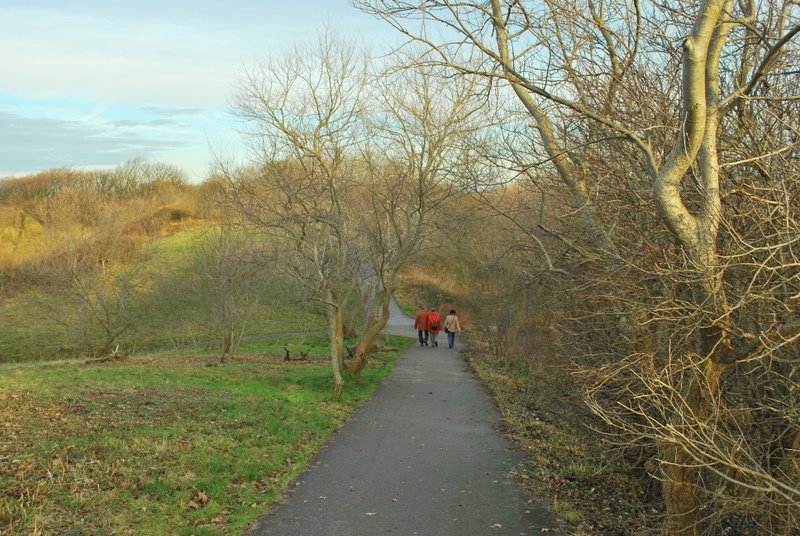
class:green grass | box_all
[0,289,322,362]
[553,499,582,523]
[0,335,414,535]
[0,228,327,363]
[0,220,416,532]
[392,290,418,317]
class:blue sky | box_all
[0,1,399,181]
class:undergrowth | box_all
[467,354,660,535]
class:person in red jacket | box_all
[427,309,442,347]
[414,305,430,347]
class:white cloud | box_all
[0,1,403,177]
[0,8,240,107]
[0,110,188,169]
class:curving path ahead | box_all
[247,301,563,535]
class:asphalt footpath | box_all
[247,301,564,535]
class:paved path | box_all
[247,302,563,535]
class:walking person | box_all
[414,305,430,347]
[427,309,442,347]
[443,309,461,349]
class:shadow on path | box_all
[247,300,564,535]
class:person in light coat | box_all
[442,309,461,349]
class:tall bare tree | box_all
[228,28,370,396]
[356,1,800,532]
[345,58,485,374]
[227,26,485,385]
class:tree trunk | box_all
[661,446,705,536]
[661,337,728,535]
[221,330,233,363]
[343,288,370,338]
[326,290,345,397]
[653,3,733,533]
[347,289,392,376]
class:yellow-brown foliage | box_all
[0,168,205,299]
[0,210,46,261]
[0,168,81,201]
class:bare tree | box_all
[37,186,145,356]
[345,58,486,374]
[226,26,486,385]
[227,28,371,396]
[189,214,266,362]
[356,0,800,533]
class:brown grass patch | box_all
[468,355,660,535]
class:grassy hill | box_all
[0,165,414,534]
[0,165,326,363]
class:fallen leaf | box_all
[188,490,209,509]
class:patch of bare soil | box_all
[1,388,210,456]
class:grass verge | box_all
[467,356,659,535]
[1,335,413,535]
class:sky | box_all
[0,0,400,182]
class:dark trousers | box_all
[418,330,429,345]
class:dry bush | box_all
[82,159,187,197]
[0,168,82,201]
[134,204,199,236]
[357,0,799,532]
[566,140,800,534]
[0,163,202,300]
